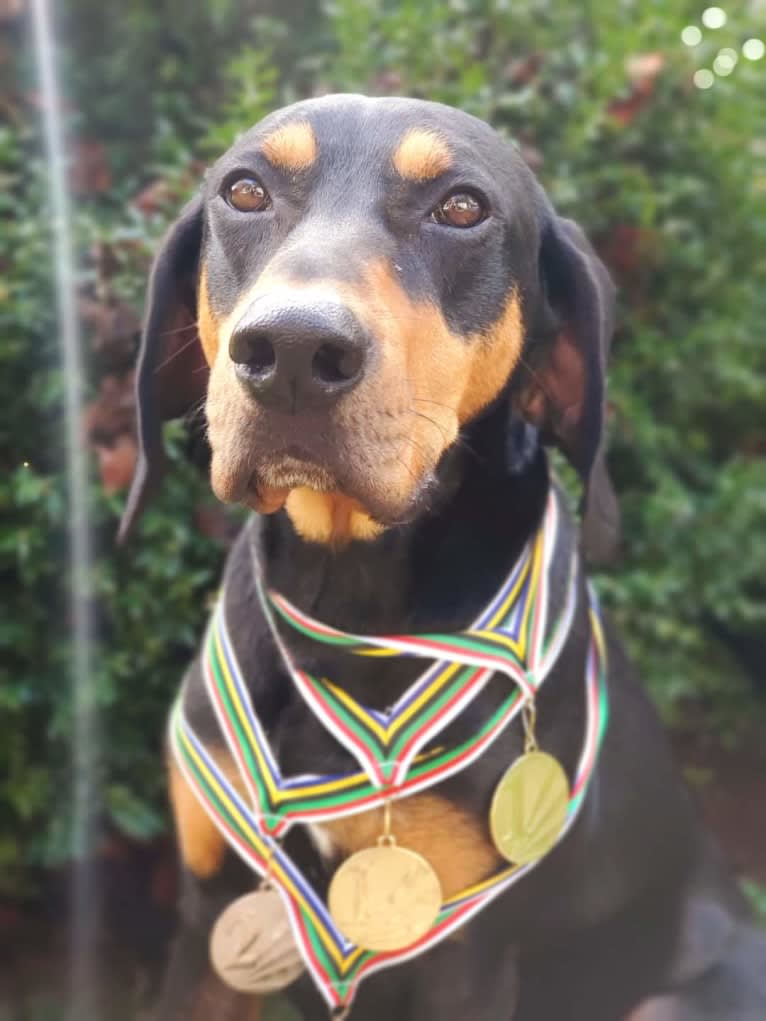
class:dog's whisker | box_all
[398,431,433,465]
[159,321,200,338]
[411,396,455,413]
[392,451,420,486]
[186,395,207,420]
[517,354,556,407]
[153,330,203,373]
[407,407,450,445]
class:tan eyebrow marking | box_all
[393,128,452,181]
[261,120,318,172]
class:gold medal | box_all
[328,841,443,951]
[328,802,442,952]
[490,749,569,865]
[209,887,304,994]
[490,699,569,865]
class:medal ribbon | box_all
[200,493,576,837]
[253,494,569,791]
[171,596,607,1011]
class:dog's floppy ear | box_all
[518,214,620,563]
[118,194,207,542]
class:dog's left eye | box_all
[431,191,486,228]
[226,176,270,212]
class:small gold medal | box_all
[490,699,569,865]
[328,842,443,952]
[210,887,304,994]
[490,750,569,865]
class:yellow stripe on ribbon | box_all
[323,659,464,745]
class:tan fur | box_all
[197,266,220,365]
[169,749,250,880]
[261,121,317,172]
[393,129,452,181]
[286,489,384,545]
[459,292,524,421]
[322,795,501,899]
[203,259,523,545]
[169,755,226,879]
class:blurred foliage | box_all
[742,880,766,926]
[0,122,225,889]
[2,0,765,883]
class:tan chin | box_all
[285,489,384,545]
[249,486,290,514]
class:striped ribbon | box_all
[170,492,610,1011]
[254,494,574,792]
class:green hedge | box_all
[3,0,764,884]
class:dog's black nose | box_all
[229,302,369,412]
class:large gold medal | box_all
[490,750,569,865]
[210,888,304,994]
[328,843,443,952]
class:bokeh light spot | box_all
[681,25,703,46]
[742,38,765,60]
[713,51,736,75]
[702,7,727,29]
[693,68,715,89]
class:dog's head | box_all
[121,94,617,552]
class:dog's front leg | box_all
[149,757,264,1021]
[149,863,265,1021]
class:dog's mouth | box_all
[239,441,438,527]
[258,448,337,492]
[208,406,444,532]
[244,449,337,513]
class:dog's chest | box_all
[262,658,506,899]
[305,795,500,899]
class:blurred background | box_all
[1,1,765,1018]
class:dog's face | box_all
[122,95,616,548]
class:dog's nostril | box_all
[229,327,277,377]
[312,342,363,386]
[247,335,276,377]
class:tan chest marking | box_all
[170,741,499,905]
[319,795,501,900]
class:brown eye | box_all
[432,192,485,228]
[227,177,269,212]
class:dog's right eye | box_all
[431,191,486,228]
[225,177,270,212]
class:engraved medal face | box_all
[489,750,569,865]
[328,844,443,952]
[210,888,304,994]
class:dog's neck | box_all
[216,409,590,834]
[253,407,553,704]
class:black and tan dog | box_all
[122,95,766,1020]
